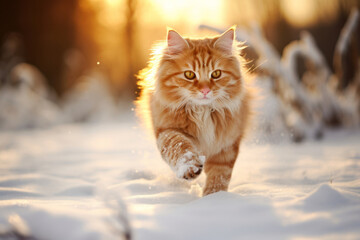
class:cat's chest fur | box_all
[187,107,236,157]
[193,108,216,152]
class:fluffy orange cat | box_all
[136,27,251,196]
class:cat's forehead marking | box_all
[192,47,214,70]
[194,55,202,70]
[181,41,219,72]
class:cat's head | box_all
[152,27,245,110]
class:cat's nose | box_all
[200,87,211,96]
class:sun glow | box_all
[280,0,339,27]
[145,0,225,27]
[280,0,317,27]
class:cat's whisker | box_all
[247,59,268,74]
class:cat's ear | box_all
[214,26,236,54]
[167,28,189,54]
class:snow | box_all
[0,86,62,130]
[61,71,119,123]
[336,9,359,55]
[0,114,360,239]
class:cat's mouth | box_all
[191,96,213,105]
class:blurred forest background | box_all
[0,0,359,141]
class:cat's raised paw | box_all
[175,151,205,180]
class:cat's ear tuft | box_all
[167,28,189,54]
[214,26,236,54]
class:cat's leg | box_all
[203,141,240,196]
[157,129,205,180]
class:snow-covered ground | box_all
[0,113,359,240]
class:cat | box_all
[136,26,252,196]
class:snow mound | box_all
[0,205,129,240]
[61,71,118,123]
[299,184,354,212]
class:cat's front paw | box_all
[175,151,205,180]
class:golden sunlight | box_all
[280,0,318,27]
[146,0,225,28]
[104,0,122,8]
[86,0,124,28]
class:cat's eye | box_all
[184,71,196,80]
[211,70,222,79]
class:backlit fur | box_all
[136,27,252,196]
